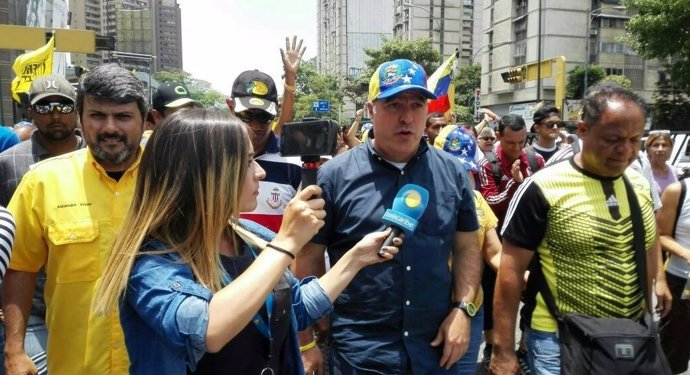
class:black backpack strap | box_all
[623,174,650,311]
[673,179,687,237]
[483,151,502,186]
[524,146,539,173]
[537,175,650,318]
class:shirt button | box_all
[406,266,411,271]
[405,300,410,306]
[68,233,76,240]
[404,331,409,337]
[115,192,121,197]
[171,281,182,289]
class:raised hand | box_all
[280,35,306,80]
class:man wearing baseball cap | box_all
[528,104,563,162]
[227,36,305,235]
[295,58,482,374]
[150,81,201,126]
[0,74,84,375]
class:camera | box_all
[280,118,339,158]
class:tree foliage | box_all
[153,71,227,109]
[652,80,690,130]
[454,63,481,123]
[293,58,344,124]
[342,38,442,106]
[565,65,606,99]
[624,0,690,95]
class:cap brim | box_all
[30,92,75,105]
[165,98,202,109]
[234,97,277,115]
[376,85,437,101]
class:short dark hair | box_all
[426,112,446,127]
[582,82,647,127]
[76,63,147,120]
[497,113,526,134]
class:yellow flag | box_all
[11,36,55,102]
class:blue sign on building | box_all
[312,100,330,112]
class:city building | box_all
[478,0,661,120]
[317,0,394,79]
[0,0,183,125]
[317,0,395,117]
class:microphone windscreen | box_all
[381,184,430,236]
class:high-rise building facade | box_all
[478,0,660,116]
[317,0,394,79]
[154,0,182,72]
[392,0,466,63]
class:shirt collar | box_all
[258,131,279,156]
[87,144,144,178]
[366,138,429,167]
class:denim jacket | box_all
[120,219,333,375]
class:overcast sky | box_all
[178,0,318,96]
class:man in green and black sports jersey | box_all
[489,83,663,375]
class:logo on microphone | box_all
[382,184,430,236]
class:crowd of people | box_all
[0,34,685,375]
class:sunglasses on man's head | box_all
[236,111,275,124]
[32,102,74,115]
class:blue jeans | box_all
[0,320,48,375]
[524,328,559,375]
[457,306,484,375]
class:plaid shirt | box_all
[0,130,85,206]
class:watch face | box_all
[466,302,477,317]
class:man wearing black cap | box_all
[528,104,563,162]
[150,81,202,127]
[227,36,304,234]
[0,74,84,375]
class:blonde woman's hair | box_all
[94,108,250,315]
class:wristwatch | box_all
[453,300,477,317]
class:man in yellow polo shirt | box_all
[3,63,147,375]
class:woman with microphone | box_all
[94,109,401,375]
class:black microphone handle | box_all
[301,167,318,188]
[378,226,403,257]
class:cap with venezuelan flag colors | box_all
[368,59,437,102]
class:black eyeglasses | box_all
[32,102,74,115]
[237,111,275,125]
[478,136,495,141]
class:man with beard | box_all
[3,64,146,375]
[0,74,85,375]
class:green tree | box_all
[624,0,690,95]
[652,79,690,130]
[342,38,442,106]
[293,59,344,123]
[153,71,227,109]
[454,63,481,122]
[566,65,606,99]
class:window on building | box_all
[605,68,623,76]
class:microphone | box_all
[378,184,430,257]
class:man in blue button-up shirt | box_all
[295,59,482,375]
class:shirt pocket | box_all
[419,189,458,236]
[48,220,100,283]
